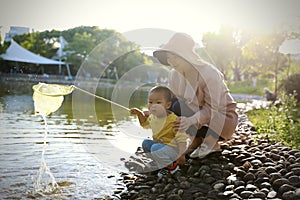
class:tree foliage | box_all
[201,25,300,82]
[1,25,299,82]
[1,26,154,77]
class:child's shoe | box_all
[157,162,180,178]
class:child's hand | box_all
[143,110,150,117]
[130,108,148,124]
[130,108,142,115]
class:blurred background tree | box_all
[1,25,300,96]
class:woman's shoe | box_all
[189,143,221,159]
[189,147,201,158]
[198,143,221,158]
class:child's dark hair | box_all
[149,85,173,101]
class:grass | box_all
[226,79,275,96]
[246,92,300,149]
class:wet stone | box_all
[213,183,225,192]
[260,188,270,195]
[258,182,271,190]
[234,186,244,194]
[295,188,300,199]
[240,191,253,199]
[223,190,234,197]
[244,172,256,182]
[233,181,244,189]
[236,168,247,178]
[166,194,181,200]
[245,184,257,191]
[272,178,290,191]
[252,191,266,199]
[282,191,296,200]
[265,166,277,174]
[291,167,300,176]
[270,172,282,182]
[287,163,300,171]
[179,181,191,189]
[288,175,300,185]
[278,184,296,196]
[267,190,277,198]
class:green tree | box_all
[1,26,154,77]
[0,26,5,54]
[202,25,248,80]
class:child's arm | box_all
[130,108,148,125]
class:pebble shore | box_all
[109,105,300,200]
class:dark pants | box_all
[170,98,224,140]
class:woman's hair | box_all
[149,85,173,101]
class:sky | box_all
[0,0,300,47]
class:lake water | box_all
[0,81,152,199]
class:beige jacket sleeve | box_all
[168,64,238,139]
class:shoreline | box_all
[111,108,300,200]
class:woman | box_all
[153,32,238,159]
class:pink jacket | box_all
[168,62,238,140]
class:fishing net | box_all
[32,82,74,116]
[32,82,129,116]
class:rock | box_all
[213,183,225,192]
[288,175,300,186]
[258,182,271,190]
[291,167,300,176]
[282,191,295,200]
[223,190,234,197]
[278,184,296,196]
[117,107,300,200]
[252,191,266,199]
[163,183,174,193]
[167,194,181,200]
[272,178,290,191]
[254,177,269,185]
[260,188,270,195]
[245,184,257,191]
[243,172,256,182]
[234,186,244,194]
[233,180,245,187]
[267,190,277,198]
[240,191,253,199]
[270,172,282,182]
[236,168,247,178]
[265,166,277,174]
[295,188,300,199]
[179,181,191,189]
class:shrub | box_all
[280,73,300,103]
[247,91,300,149]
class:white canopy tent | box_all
[0,40,72,77]
[279,39,300,60]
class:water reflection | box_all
[0,81,150,199]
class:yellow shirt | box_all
[141,112,187,148]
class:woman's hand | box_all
[174,116,196,132]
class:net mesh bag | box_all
[32,82,73,116]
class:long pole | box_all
[72,85,130,111]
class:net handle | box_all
[71,85,130,111]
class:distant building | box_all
[4,26,30,42]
